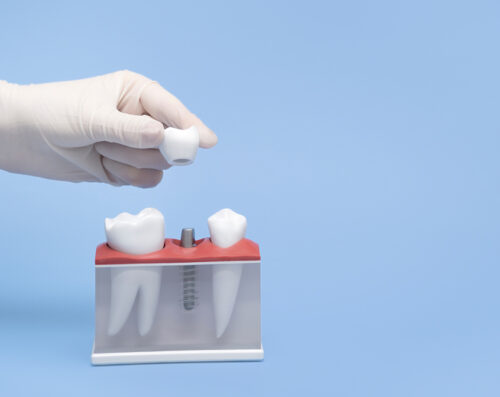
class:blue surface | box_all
[0,0,499,395]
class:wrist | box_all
[0,81,44,176]
[0,81,23,130]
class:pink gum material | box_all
[95,238,260,265]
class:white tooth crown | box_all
[209,208,247,338]
[208,208,247,248]
[159,125,199,166]
[105,208,165,255]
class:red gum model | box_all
[95,237,261,265]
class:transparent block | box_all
[92,261,262,365]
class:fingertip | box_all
[198,126,218,149]
[140,169,164,188]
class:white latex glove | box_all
[0,70,217,187]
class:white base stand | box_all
[91,344,264,365]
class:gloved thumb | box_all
[92,109,164,149]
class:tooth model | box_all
[159,125,199,166]
[93,208,262,365]
[208,208,247,338]
[105,208,164,336]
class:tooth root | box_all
[107,267,162,336]
[213,263,243,338]
[108,268,140,336]
[137,267,162,336]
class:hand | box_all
[0,70,217,187]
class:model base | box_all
[91,344,264,365]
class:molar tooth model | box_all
[105,208,164,336]
[92,208,263,365]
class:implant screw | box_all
[181,228,197,311]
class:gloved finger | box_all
[95,142,170,171]
[105,172,127,187]
[140,83,218,149]
[102,157,163,188]
[92,109,165,149]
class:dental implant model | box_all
[91,208,263,365]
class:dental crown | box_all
[208,208,247,248]
[105,208,165,255]
[159,125,199,166]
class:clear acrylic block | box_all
[91,237,263,365]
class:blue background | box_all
[0,0,499,395]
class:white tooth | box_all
[105,208,164,336]
[105,208,165,256]
[159,125,199,166]
[208,208,247,338]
